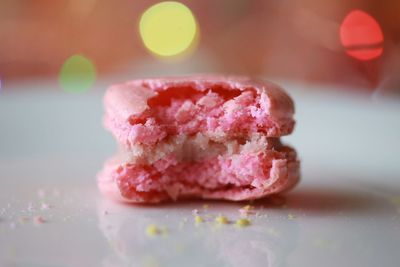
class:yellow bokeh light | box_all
[139,1,198,57]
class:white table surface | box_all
[1,79,400,267]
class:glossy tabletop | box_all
[1,79,400,267]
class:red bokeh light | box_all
[340,10,384,61]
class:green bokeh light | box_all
[59,55,96,93]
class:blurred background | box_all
[0,0,399,95]
[1,3,400,266]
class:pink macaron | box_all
[98,75,300,203]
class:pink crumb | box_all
[192,209,199,215]
[40,203,52,210]
[239,209,255,217]
[33,216,46,225]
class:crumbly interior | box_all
[114,141,297,201]
[119,86,292,146]
[149,88,271,136]
[120,133,282,165]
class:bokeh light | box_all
[59,55,96,93]
[340,10,384,61]
[139,1,198,57]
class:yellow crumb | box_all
[18,217,30,224]
[390,196,400,206]
[215,215,229,224]
[235,218,251,227]
[194,215,204,224]
[242,205,255,210]
[288,214,295,220]
[146,224,160,236]
[202,204,209,209]
[142,256,160,267]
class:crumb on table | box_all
[194,215,204,224]
[215,215,229,224]
[33,216,46,225]
[192,209,199,215]
[239,204,256,217]
[41,203,51,210]
[235,218,251,227]
[146,224,161,236]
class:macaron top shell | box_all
[104,75,294,122]
[104,75,295,147]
